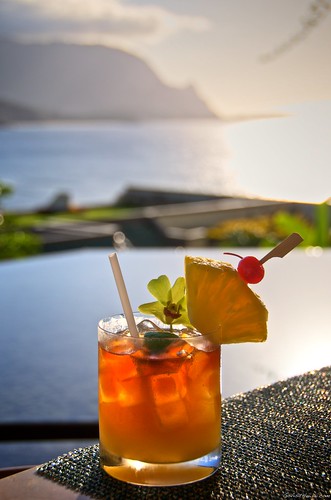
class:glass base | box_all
[100,447,221,486]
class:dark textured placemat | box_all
[37,366,331,499]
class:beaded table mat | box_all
[37,366,331,499]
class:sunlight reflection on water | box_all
[2,101,330,211]
[224,100,331,204]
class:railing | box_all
[0,422,99,441]
[0,422,99,478]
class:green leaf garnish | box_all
[138,275,191,328]
[143,331,179,353]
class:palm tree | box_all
[260,0,331,62]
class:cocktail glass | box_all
[98,313,221,486]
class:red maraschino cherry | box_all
[223,233,304,285]
[224,253,265,284]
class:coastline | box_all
[3,187,323,255]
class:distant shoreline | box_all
[2,188,322,254]
[0,98,286,127]
[0,113,286,128]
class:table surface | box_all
[1,366,329,499]
[0,467,90,499]
[1,246,330,402]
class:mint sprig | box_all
[138,275,191,329]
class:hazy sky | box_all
[1,0,331,116]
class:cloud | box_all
[0,0,210,46]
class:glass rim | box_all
[98,312,220,340]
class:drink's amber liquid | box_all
[99,334,221,465]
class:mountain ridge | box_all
[0,39,218,121]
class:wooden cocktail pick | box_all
[260,232,304,265]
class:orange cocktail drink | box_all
[98,314,221,486]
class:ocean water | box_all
[0,120,236,211]
[1,100,331,211]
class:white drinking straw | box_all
[108,252,139,338]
